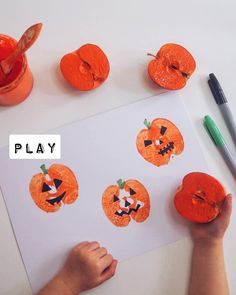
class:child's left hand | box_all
[57,241,118,294]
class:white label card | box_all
[9,135,61,159]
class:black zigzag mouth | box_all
[115,204,141,217]
[158,141,174,156]
[46,191,66,206]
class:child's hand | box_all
[58,241,118,294]
[191,194,232,244]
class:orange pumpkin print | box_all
[29,164,78,213]
[174,172,226,223]
[102,179,150,227]
[136,118,184,167]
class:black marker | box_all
[208,73,236,146]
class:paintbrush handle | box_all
[0,23,42,75]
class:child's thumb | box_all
[100,259,118,282]
[218,194,232,223]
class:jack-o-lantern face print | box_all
[29,164,78,213]
[136,118,184,167]
[102,179,150,227]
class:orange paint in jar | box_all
[0,34,33,106]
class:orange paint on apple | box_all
[60,44,110,91]
[174,172,226,223]
[147,43,196,90]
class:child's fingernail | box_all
[227,194,232,202]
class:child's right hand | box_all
[191,194,232,245]
[58,241,118,294]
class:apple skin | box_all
[148,43,196,90]
[60,44,110,91]
[174,172,226,223]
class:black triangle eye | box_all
[125,200,131,207]
[160,126,167,135]
[42,183,51,192]
[113,195,119,202]
[144,140,152,147]
[130,188,136,195]
[54,179,62,189]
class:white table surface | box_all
[0,0,236,294]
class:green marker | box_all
[203,115,236,180]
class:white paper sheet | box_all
[0,92,207,293]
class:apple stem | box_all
[147,53,157,58]
[117,179,125,190]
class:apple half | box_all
[174,172,226,223]
[60,44,110,91]
[148,43,196,90]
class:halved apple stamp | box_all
[147,43,196,90]
[174,172,226,223]
[60,43,110,91]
